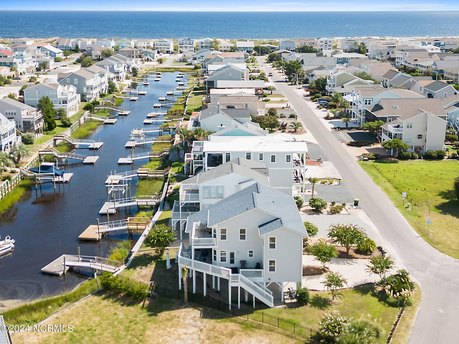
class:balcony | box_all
[180,185,200,202]
[171,200,199,221]
[191,222,216,248]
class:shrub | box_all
[304,221,319,237]
[398,151,412,160]
[279,114,286,118]
[309,197,327,212]
[21,133,34,145]
[376,158,399,164]
[450,152,458,160]
[296,287,310,305]
[267,108,277,117]
[294,196,304,209]
[329,204,344,214]
[357,236,376,255]
[424,150,446,160]
[360,153,376,160]
[288,113,297,118]
[309,240,338,267]
[60,115,72,127]
[446,133,458,142]
[99,273,149,301]
[145,224,176,256]
[410,152,418,159]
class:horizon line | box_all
[1,9,459,12]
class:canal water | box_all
[0,72,183,303]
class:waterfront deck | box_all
[42,254,120,276]
[83,156,99,164]
[78,225,106,241]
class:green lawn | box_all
[0,179,33,215]
[187,94,203,112]
[360,160,459,257]
[136,179,164,197]
[71,121,101,139]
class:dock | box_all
[118,158,133,165]
[83,156,99,164]
[41,254,70,276]
[153,103,161,108]
[34,172,74,184]
[42,254,120,276]
[104,118,118,124]
[143,119,154,125]
[119,111,131,116]
[78,225,105,241]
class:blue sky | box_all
[1,0,458,11]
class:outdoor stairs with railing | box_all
[178,245,274,308]
[99,195,160,214]
[53,135,103,149]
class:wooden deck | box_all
[41,254,71,276]
[78,225,106,241]
[42,254,120,276]
[83,156,99,164]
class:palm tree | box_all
[0,152,13,170]
[341,117,350,129]
[192,128,211,141]
[182,266,189,303]
[10,144,29,165]
[322,271,347,300]
[289,121,303,133]
[308,177,320,197]
[366,256,394,280]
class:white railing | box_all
[237,274,274,307]
[180,189,200,202]
[240,269,264,279]
[192,237,216,247]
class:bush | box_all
[450,152,458,159]
[54,57,63,62]
[267,108,277,117]
[294,196,304,209]
[60,115,72,127]
[410,152,418,159]
[398,151,412,160]
[304,221,319,237]
[376,158,399,164]
[329,204,344,214]
[423,149,446,160]
[360,153,376,160]
[99,273,149,301]
[296,288,310,305]
[21,133,34,145]
[446,133,458,142]
[309,197,327,212]
[357,236,376,255]
[288,113,297,118]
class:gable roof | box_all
[0,97,36,111]
[369,98,446,119]
[424,80,452,92]
[183,158,269,186]
[186,183,306,236]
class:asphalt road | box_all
[259,58,459,344]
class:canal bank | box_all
[0,72,185,309]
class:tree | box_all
[366,255,394,280]
[308,177,320,197]
[267,52,282,63]
[341,320,381,344]
[38,61,49,71]
[323,271,347,300]
[309,240,338,268]
[177,128,193,150]
[0,152,14,170]
[309,77,327,93]
[79,56,94,67]
[283,59,305,84]
[304,221,319,237]
[357,42,368,55]
[341,117,350,128]
[296,45,318,53]
[9,144,29,164]
[131,67,139,77]
[108,80,118,94]
[454,177,459,201]
[362,120,384,136]
[328,224,365,255]
[192,128,211,141]
[145,224,176,256]
[251,115,279,132]
[63,50,73,57]
[0,75,12,87]
[101,48,114,58]
[58,108,71,127]
[309,197,327,212]
[211,39,220,51]
[294,196,304,209]
[319,313,350,342]
[37,96,56,131]
[382,138,409,156]
[267,108,277,117]
[378,269,415,306]
[83,102,95,114]
[289,121,303,132]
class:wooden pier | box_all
[83,156,99,164]
[42,254,120,276]
[41,254,71,276]
[78,218,150,241]
[78,225,106,241]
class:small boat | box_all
[166,91,174,96]
[130,96,139,101]
[143,81,150,86]
[176,86,185,91]
[176,74,184,79]
[177,82,185,87]
[154,78,161,82]
[156,72,162,76]
[158,97,166,101]
[30,163,65,177]
[153,103,161,108]
[0,236,15,257]
[138,91,147,96]
[146,112,159,118]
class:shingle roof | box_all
[0,97,36,111]
[185,183,306,236]
[183,158,268,185]
[424,80,451,92]
[369,98,446,119]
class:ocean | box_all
[0,11,459,39]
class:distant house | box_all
[367,98,447,153]
[59,68,108,102]
[411,80,457,99]
[0,98,43,135]
[172,158,270,237]
[315,37,333,51]
[218,39,234,52]
[333,52,367,65]
[187,134,308,195]
[95,55,129,81]
[118,47,139,59]
[236,41,254,52]
[142,49,157,62]
[0,112,17,152]
[177,182,307,309]
[24,83,80,115]
[178,37,195,53]
[279,40,296,51]
[197,38,214,51]
[205,64,249,91]
[37,45,63,59]
[209,88,264,115]
[155,39,174,54]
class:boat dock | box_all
[41,254,121,276]
[78,218,150,241]
[83,156,99,164]
[98,196,159,214]
[103,118,118,124]
[78,225,105,241]
[119,111,131,116]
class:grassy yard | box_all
[71,121,102,139]
[0,179,33,215]
[187,94,203,112]
[360,160,459,257]
[136,179,164,197]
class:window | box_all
[212,228,216,238]
[229,252,235,264]
[248,250,254,258]
[202,186,224,199]
[258,153,264,161]
[270,154,276,163]
[286,154,291,163]
[245,152,251,160]
[364,99,371,105]
[220,228,227,241]
[225,152,231,162]
[269,260,276,272]
[269,237,276,249]
[213,249,217,261]
[220,251,227,263]
[240,228,246,240]
[406,123,413,129]
[417,134,423,139]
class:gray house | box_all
[0,97,43,134]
